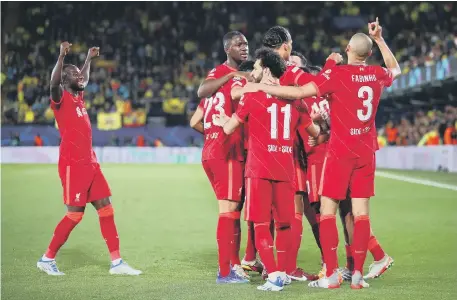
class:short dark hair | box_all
[223,31,244,50]
[308,65,322,75]
[262,26,291,49]
[254,47,286,79]
[299,66,312,73]
[239,60,255,72]
[291,51,308,67]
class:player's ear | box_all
[345,45,350,53]
[367,50,373,57]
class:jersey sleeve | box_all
[50,88,66,109]
[231,77,246,89]
[197,98,205,110]
[376,67,394,87]
[234,94,252,123]
[296,109,313,140]
[310,68,340,97]
[282,66,306,86]
[205,65,232,80]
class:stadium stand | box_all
[1,2,456,146]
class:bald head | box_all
[348,33,373,59]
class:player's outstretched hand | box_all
[326,52,343,64]
[88,47,100,58]
[368,17,383,41]
[60,42,72,57]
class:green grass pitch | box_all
[2,164,457,300]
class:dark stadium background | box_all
[1,2,456,146]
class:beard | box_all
[71,83,85,91]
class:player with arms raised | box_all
[190,32,250,283]
[37,42,142,276]
[219,48,320,291]
[243,18,401,289]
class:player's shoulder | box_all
[286,62,302,74]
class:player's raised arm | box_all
[369,18,401,79]
[190,106,204,134]
[50,42,71,102]
[81,47,100,87]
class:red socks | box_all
[45,212,83,259]
[217,212,236,276]
[352,215,371,274]
[287,213,303,273]
[254,222,278,274]
[244,221,257,261]
[319,215,339,277]
[275,222,292,273]
[368,235,385,261]
[232,213,241,266]
[98,204,121,261]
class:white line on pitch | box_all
[376,171,457,192]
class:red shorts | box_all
[306,161,324,203]
[294,164,307,193]
[319,153,375,200]
[58,163,111,207]
[244,178,295,223]
[202,159,244,201]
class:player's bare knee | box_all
[66,205,85,213]
[351,197,370,217]
[91,198,111,210]
[294,193,305,214]
[218,199,238,213]
[320,196,339,215]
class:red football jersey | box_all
[51,90,97,165]
[302,96,331,163]
[312,65,394,158]
[280,60,337,87]
[230,77,249,150]
[234,92,312,182]
[199,76,244,161]
[205,62,236,80]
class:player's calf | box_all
[319,196,340,277]
[38,210,84,275]
[351,198,371,278]
[95,200,142,275]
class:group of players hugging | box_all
[35,14,400,292]
[190,17,401,291]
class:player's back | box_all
[320,64,393,158]
[51,90,96,165]
[200,78,243,161]
[242,91,303,182]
